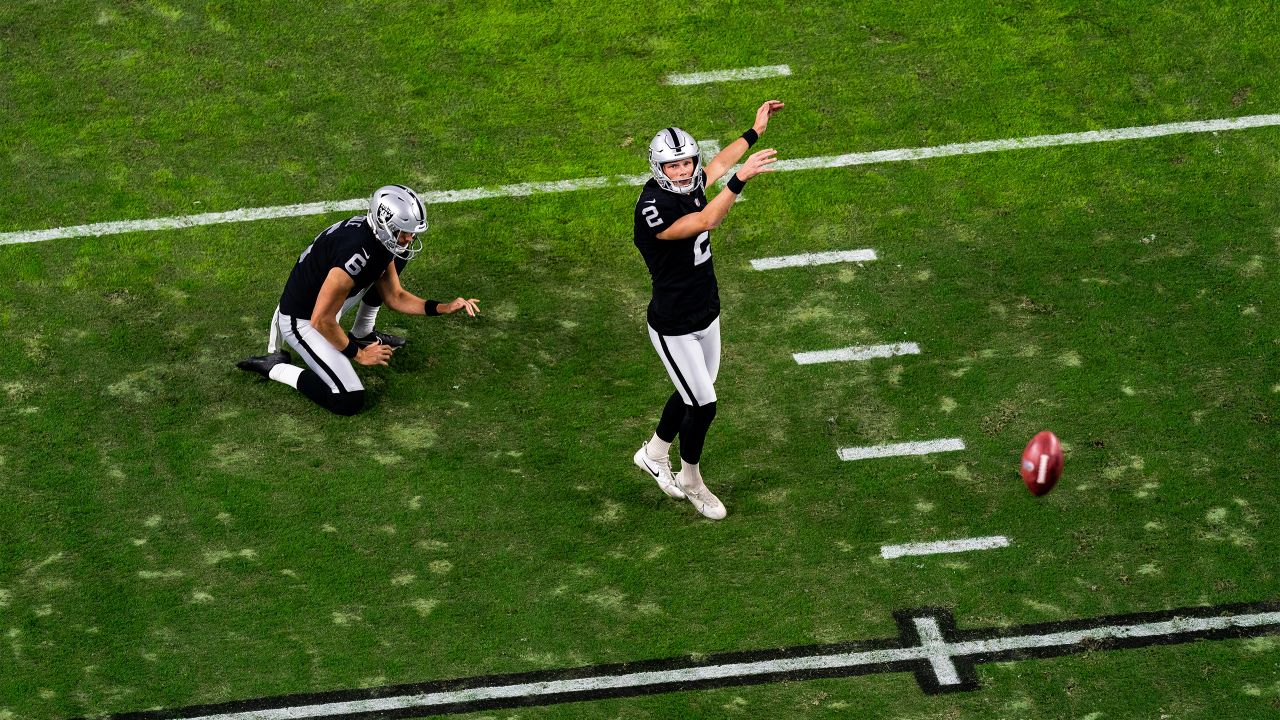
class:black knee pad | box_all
[330,390,366,416]
[692,401,717,425]
[298,372,365,416]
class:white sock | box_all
[350,302,381,338]
[268,363,302,388]
[647,434,672,459]
[678,461,702,487]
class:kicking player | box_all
[631,101,783,519]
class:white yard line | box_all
[750,249,877,270]
[175,648,917,720]
[881,536,1010,560]
[0,199,366,246]
[837,438,966,461]
[771,113,1280,171]
[794,342,920,365]
[165,607,1280,718]
[665,65,792,86]
[0,177,646,246]
[946,611,1280,666]
[5,114,1280,246]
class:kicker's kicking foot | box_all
[634,442,685,499]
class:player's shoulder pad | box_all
[316,215,369,246]
[329,227,369,255]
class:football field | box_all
[2,2,1278,719]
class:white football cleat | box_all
[677,472,727,520]
[633,443,684,499]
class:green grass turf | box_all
[1,1,1279,719]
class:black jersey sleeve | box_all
[279,216,390,318]
[322,218,379,278]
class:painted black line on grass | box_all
[89,599,1280,720]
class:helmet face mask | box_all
[648,127,704,195]
[367,185,428,260]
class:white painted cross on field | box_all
[100,602,1280,719]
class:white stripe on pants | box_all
[267,289,371,353]
[277,313,364,393]
[648,317,720,407]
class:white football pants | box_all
[275,312,364,393]
[266,290,370,354]
[648,317,721,407]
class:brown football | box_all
[1021,430,1063,496]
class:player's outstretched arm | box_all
[657,148,778,240]
[705,100,784,185]
[375,263,480,318]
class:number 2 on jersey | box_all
[641,204,663,228]
[693,230,711,266]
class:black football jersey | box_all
[279,216,395,318]
[633,170,719,335]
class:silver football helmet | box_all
[367,184,427,260]
[648,127,704,195]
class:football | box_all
[1020,430,1064,496]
